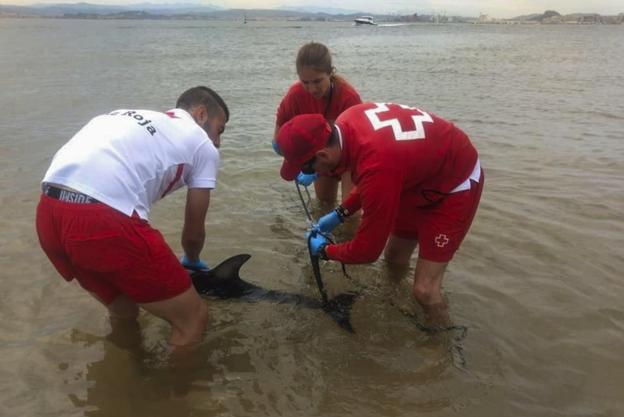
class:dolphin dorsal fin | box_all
[211,254,251,281]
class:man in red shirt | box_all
[275,102,483,326]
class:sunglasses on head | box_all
[301,156,316,175]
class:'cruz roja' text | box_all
[110,110,157,136]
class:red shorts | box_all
[35,194,191,304]
[392,171,484,262]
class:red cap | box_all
[276,114,331,181]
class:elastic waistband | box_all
[43,185,100,204]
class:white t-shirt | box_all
[43,108,219,220]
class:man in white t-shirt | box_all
[36,86,228,351]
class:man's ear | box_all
[315,148,331,162]
[316,147,340,168]
[190,105,208,125]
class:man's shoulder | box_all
[336,102,374,124]
[196,139,219,159]
[154,108,206,140]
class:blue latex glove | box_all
[272,140,282,156]
[306,230,329,258]
[296,172,319,187]
[181,255,210,271]
[314,209,343,234]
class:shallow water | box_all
[0,19,623,417]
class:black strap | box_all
[297,182,351,305]
[44,185,99,204]
[322,82,334,119]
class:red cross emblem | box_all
[364,103,433,141]
[435,234,450,248]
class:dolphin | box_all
[189,254,358,332]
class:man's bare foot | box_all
[422,302,451,330]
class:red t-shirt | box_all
[275,78,362,127]
[325,102,479,264]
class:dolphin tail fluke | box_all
[324,292,360,333]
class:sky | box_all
[7,0,624,18]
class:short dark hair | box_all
[176,86,229,122]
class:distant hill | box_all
[277,6,364,15]
[0,2,222,16]
[511,10,560,21]
[510,9,623,24]
[0,3,373,20]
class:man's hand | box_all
[314,207,344,234]
[296,172,319,187]
[272,140,282,156]
[181,255,210,271]
[182,188,211,263]
[306,230,329,259]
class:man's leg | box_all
[340,172,362,227]
[140,287,208,351]
[385,235,450,327]
[67,208,208,351]
[385,235,448,307]
[87,285,207,355]
[412,258,447,305]
[412,258,450,327]
[93,293,140,319]
[82,291,142,351]
[313,175,339,205]
[386,234,448,306]
[340,171,354,200]
[384,234,418,267]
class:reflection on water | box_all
[67,325,201,416]
[0,18,623,417]
[48,272,470,417]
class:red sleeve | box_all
[276,83,301,127]
[326,167,403,264]
[341,186,361,214]
[276,94,295,128]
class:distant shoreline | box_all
[1,16,622,25]
[0,7,622,25]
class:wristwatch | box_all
[335,205,350,221]
[318,244,329,260]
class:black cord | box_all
[296,181,351,304]
[308,238,329,306]
[295,182,313,223]
[296,183,467,366]
[322,82,334,119]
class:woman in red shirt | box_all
[274,42,362,204]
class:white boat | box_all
[354,16,377,25]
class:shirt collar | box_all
[336,123,344,149]
[165,108,195,122]
[329,123,351,176]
